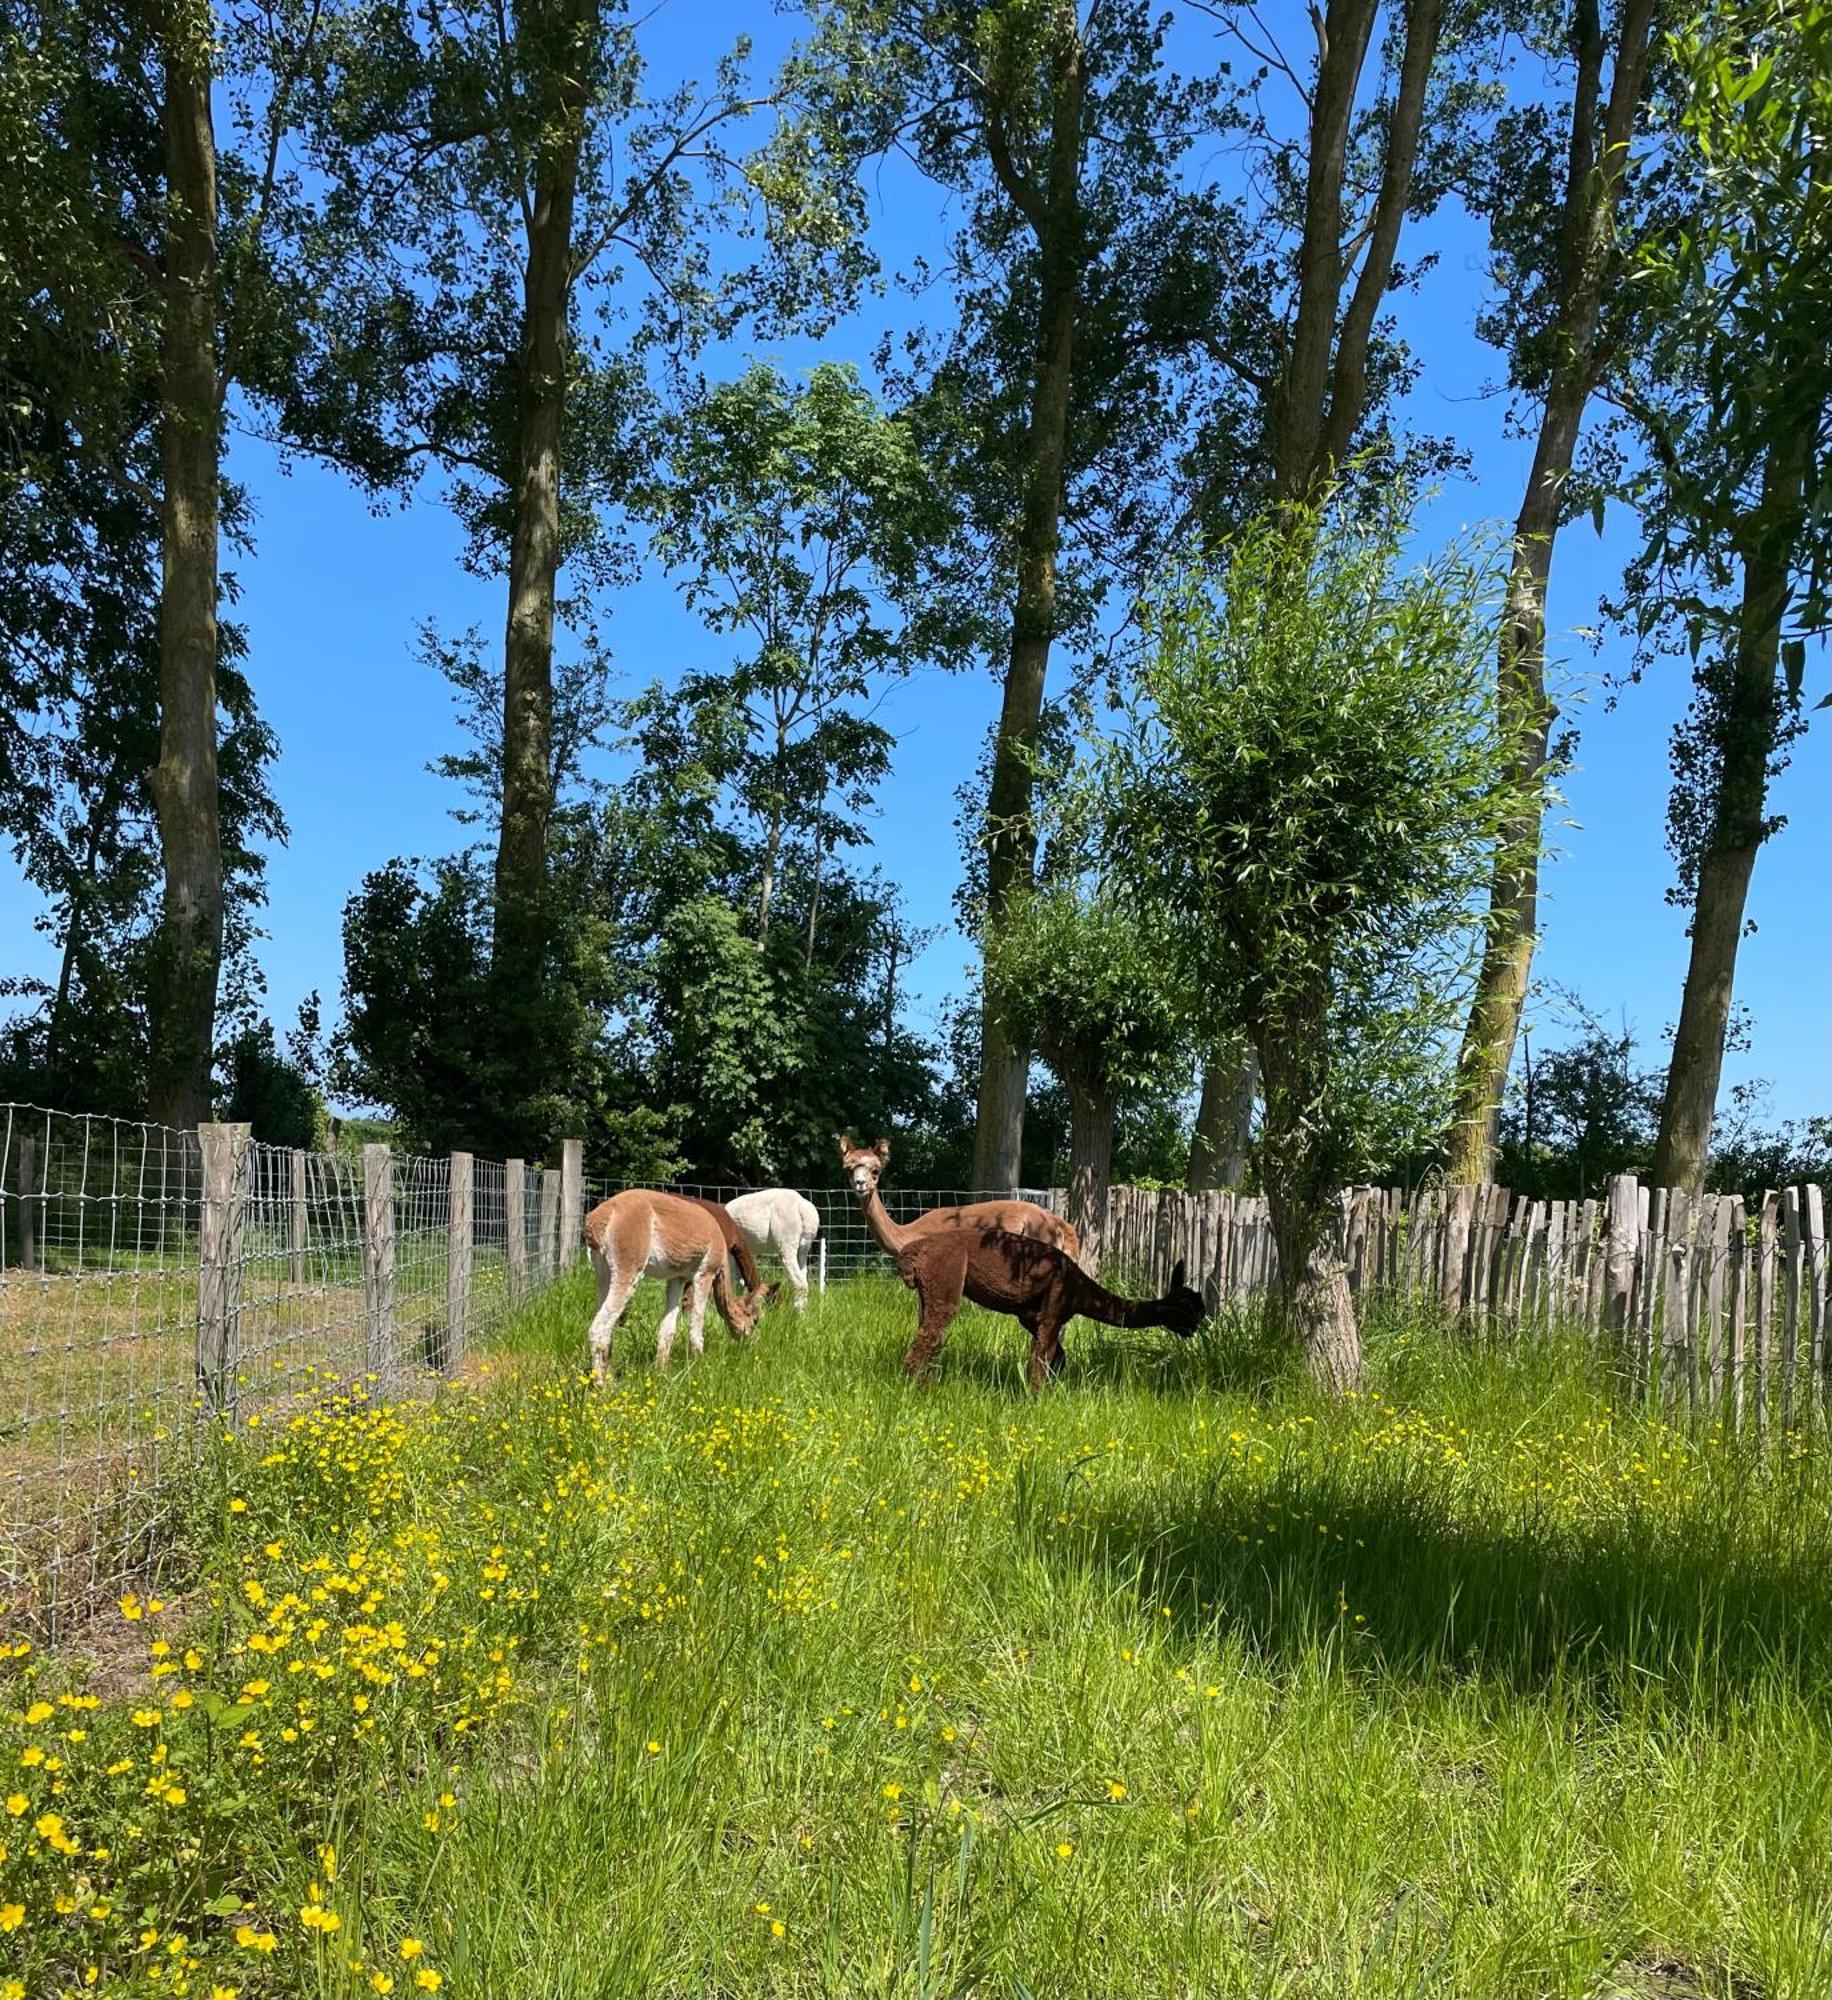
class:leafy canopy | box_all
[1103,483,1519,1185]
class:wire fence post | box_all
[539,1169,561,1283]
[561,1139,583,1271]
[289,1148,309,1289]
[363,1143,395,1387]
[506,1158,527,1307]
[18,1131,37,1269]
[196,1121,252,1417]
[447,1150,472,1375]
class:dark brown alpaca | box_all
[675,1194,767,1297]
[895,1228,1204,1391]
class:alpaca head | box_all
[835,1132,890,1200]
[1161,1257,1204,1339]
[726,1278,781,1340]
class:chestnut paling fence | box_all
[0,1103,589,1639]
[5,1098,1826,1639]
[1101,1178,1830,1426]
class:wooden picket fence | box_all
[1102,1177,1830,1424]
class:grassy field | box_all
[2,1268,1829,1999]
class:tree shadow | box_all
[1023,1454,1831,1707]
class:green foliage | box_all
[988,883,1186,1103]
[218,1017,322,1148]
[1622,0,1832,882]
[1107,484,1518,1207]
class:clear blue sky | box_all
[3,3,1826,1127]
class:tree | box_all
[304,0,867,1148]
[987,884,1185,1256]
[1446,0,1665,1183]
[1621,0,1832,1191]
[829,0,1238,1190]
[0,0,287,1118]
[1182,0,1485,1185]
[638,360,981,948]
[1103,487,1516,1389]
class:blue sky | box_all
[3,2,1827,1127]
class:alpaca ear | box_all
[834,1132,852,1156]
[873,1136,891,1161]
[1169,1258,1186,1291]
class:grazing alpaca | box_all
[582,1190,771,1380]
[895,1228,1203,1391]
[674,1193,767,1296]
[834,1134,1080,1263]
[725,1188,822,1309]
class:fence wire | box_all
[580,1178,1068,1290]
[1,1105,579,1641]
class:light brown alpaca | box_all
[582,1190,771,1380]
[834,1134,1081,1263]
[896,1229,1203,1391]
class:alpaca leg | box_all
[902,1243,968,1379]
[655,1278,684,1369]
[781,1230,810,1310]
[688,1270,712,1357]
[587,1250,639,1384]
[1026,1313,1068,1392]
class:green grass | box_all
[4,1270,1829,1999]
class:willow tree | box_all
[1446,0,1665,1183]
[1104,488,1516,1389]
[988,884,1185,1257]
[1181,0,1478,1186]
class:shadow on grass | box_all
[1023,1446,1832,1705]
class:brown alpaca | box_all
[582,1190,773,1380]
[674,1193,766,1296]
[895,1228,1203,1391]
[835,1134,1080,1262]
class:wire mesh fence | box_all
[1,1104,584,1640]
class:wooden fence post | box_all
[196,1122,253,1416]
[17,1132,38,1270]
[289,1148,309,1289]
[561,1138,584,1269]
[1603,1174,1640,1339]
[539,1168,561,1283]
[446,1151,472,1375]
[363,1143,395,1387]
[505,1159,527,1308]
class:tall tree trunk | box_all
[970,34,1084,1192]
[1448,0,1660,1183]
[490,16,586,1087]
[1255,989,1361,1390]
[1650,447,1804,1193]
[1065,1078,1116,1264]
[758,794,782,940]
[146,3,223,1132]
[1188,1045,1257,1190]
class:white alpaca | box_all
[583,1190,765,1379]
[725,1188,822,1309]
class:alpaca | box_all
[895,1228,1203,1391]
[725,1188,823,1309]
[582,1190,771,1380]
[834,1134,1080,1263]
[674,1193,767,1296]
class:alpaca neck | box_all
[860,1183,912,1256]
[1067,1266,1160,1330]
